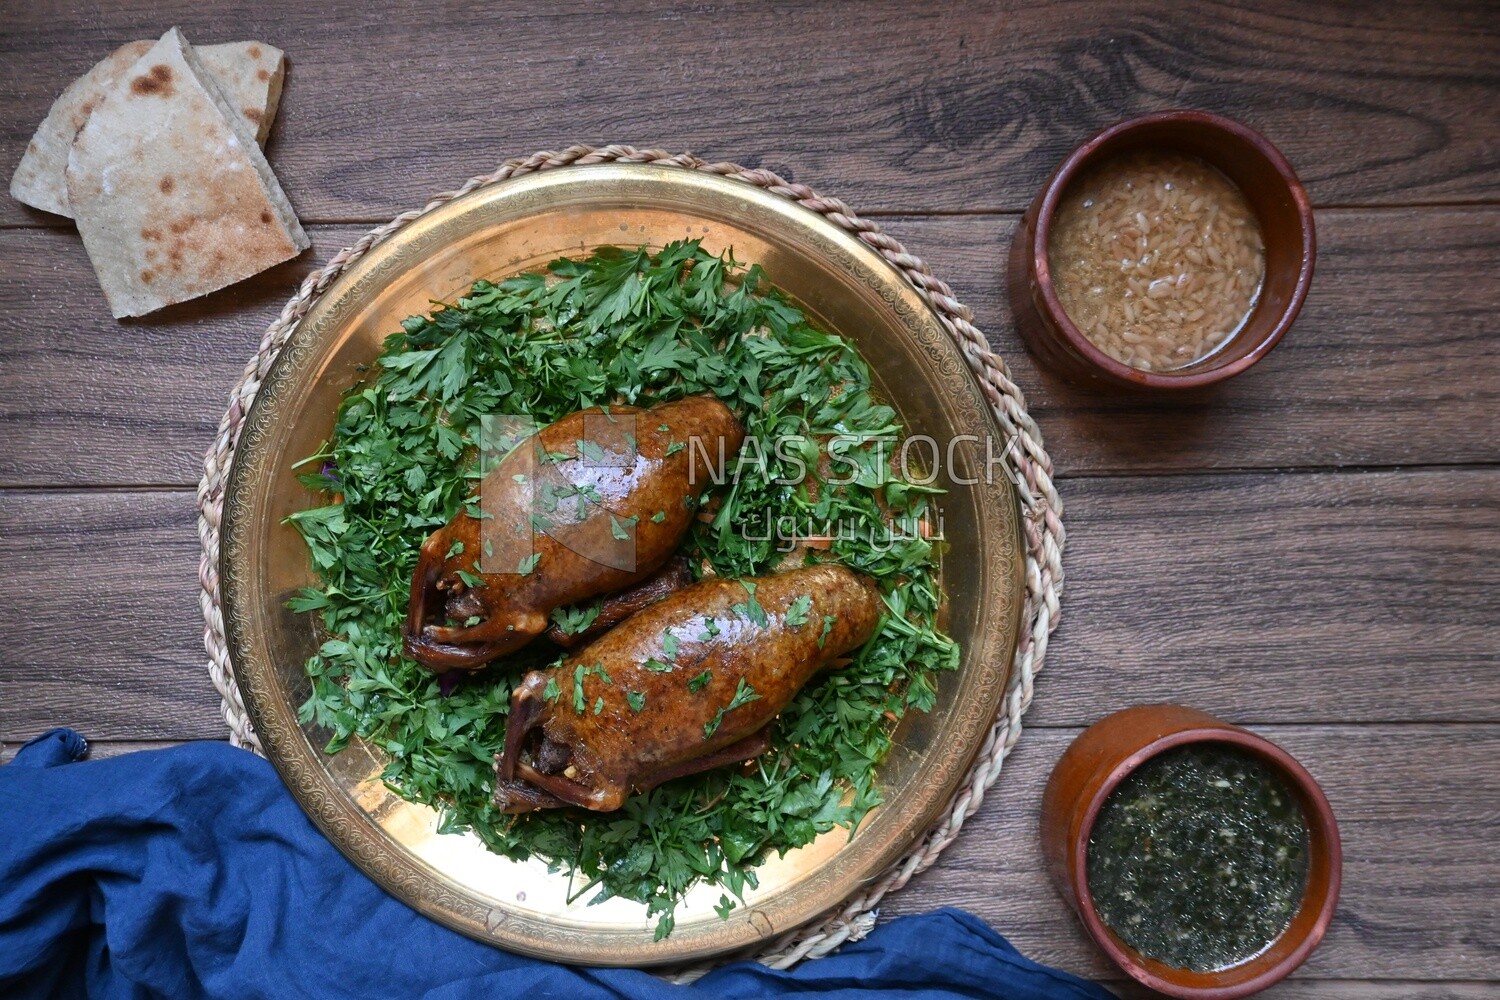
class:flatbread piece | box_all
[10,38,285,218]
[66,28,308,318]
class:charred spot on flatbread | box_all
[130,64,175,97]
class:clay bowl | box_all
[1008,110,1315,391]
[1040,704,1341,998]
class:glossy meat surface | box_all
[494,563,882,813]
[403,396,743,672]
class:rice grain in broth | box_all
[1048,150,1266,372]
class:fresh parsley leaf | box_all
[704,678,761,738]
[572,663,588,713]
[550,602,602,637]
[517,552,542,576]
[784,594,812,628]
[727,677,761,711]
[688,670,712,692]
[627,691,646,712]
[729,580,769,627]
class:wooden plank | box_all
[0,489,222,741]
[884,725,1500,982]
[0,225,356,487]
[1,0,1496,228]
[1,467,1494,741]
[4,729,1494,986]
[2,208,1497,488]
[1026,466,1500,726]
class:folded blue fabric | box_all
[0,729,1113,1000]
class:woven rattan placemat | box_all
[197,145,1066,973]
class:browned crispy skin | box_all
[542,556,693,650]
[494,564,882,813]
[403,396,743,672]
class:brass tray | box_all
[220,164,1023,966]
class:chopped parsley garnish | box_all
[726,677,760,710]
[784,594,812,628]
[577,438,607,464]
[572,664,589,713]
[286,241,957,940]
[550,601,602,637]
[729,580,769,628]
[704,678,762,739]
[688,669,713,692]
[571,662,610,714]
[627,691,647,713]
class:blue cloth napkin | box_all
[0,729,1113,1000]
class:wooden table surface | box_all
[2,2,1497,996]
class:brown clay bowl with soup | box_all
[1040,704,1341,999]
[1008,110,1315,390]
